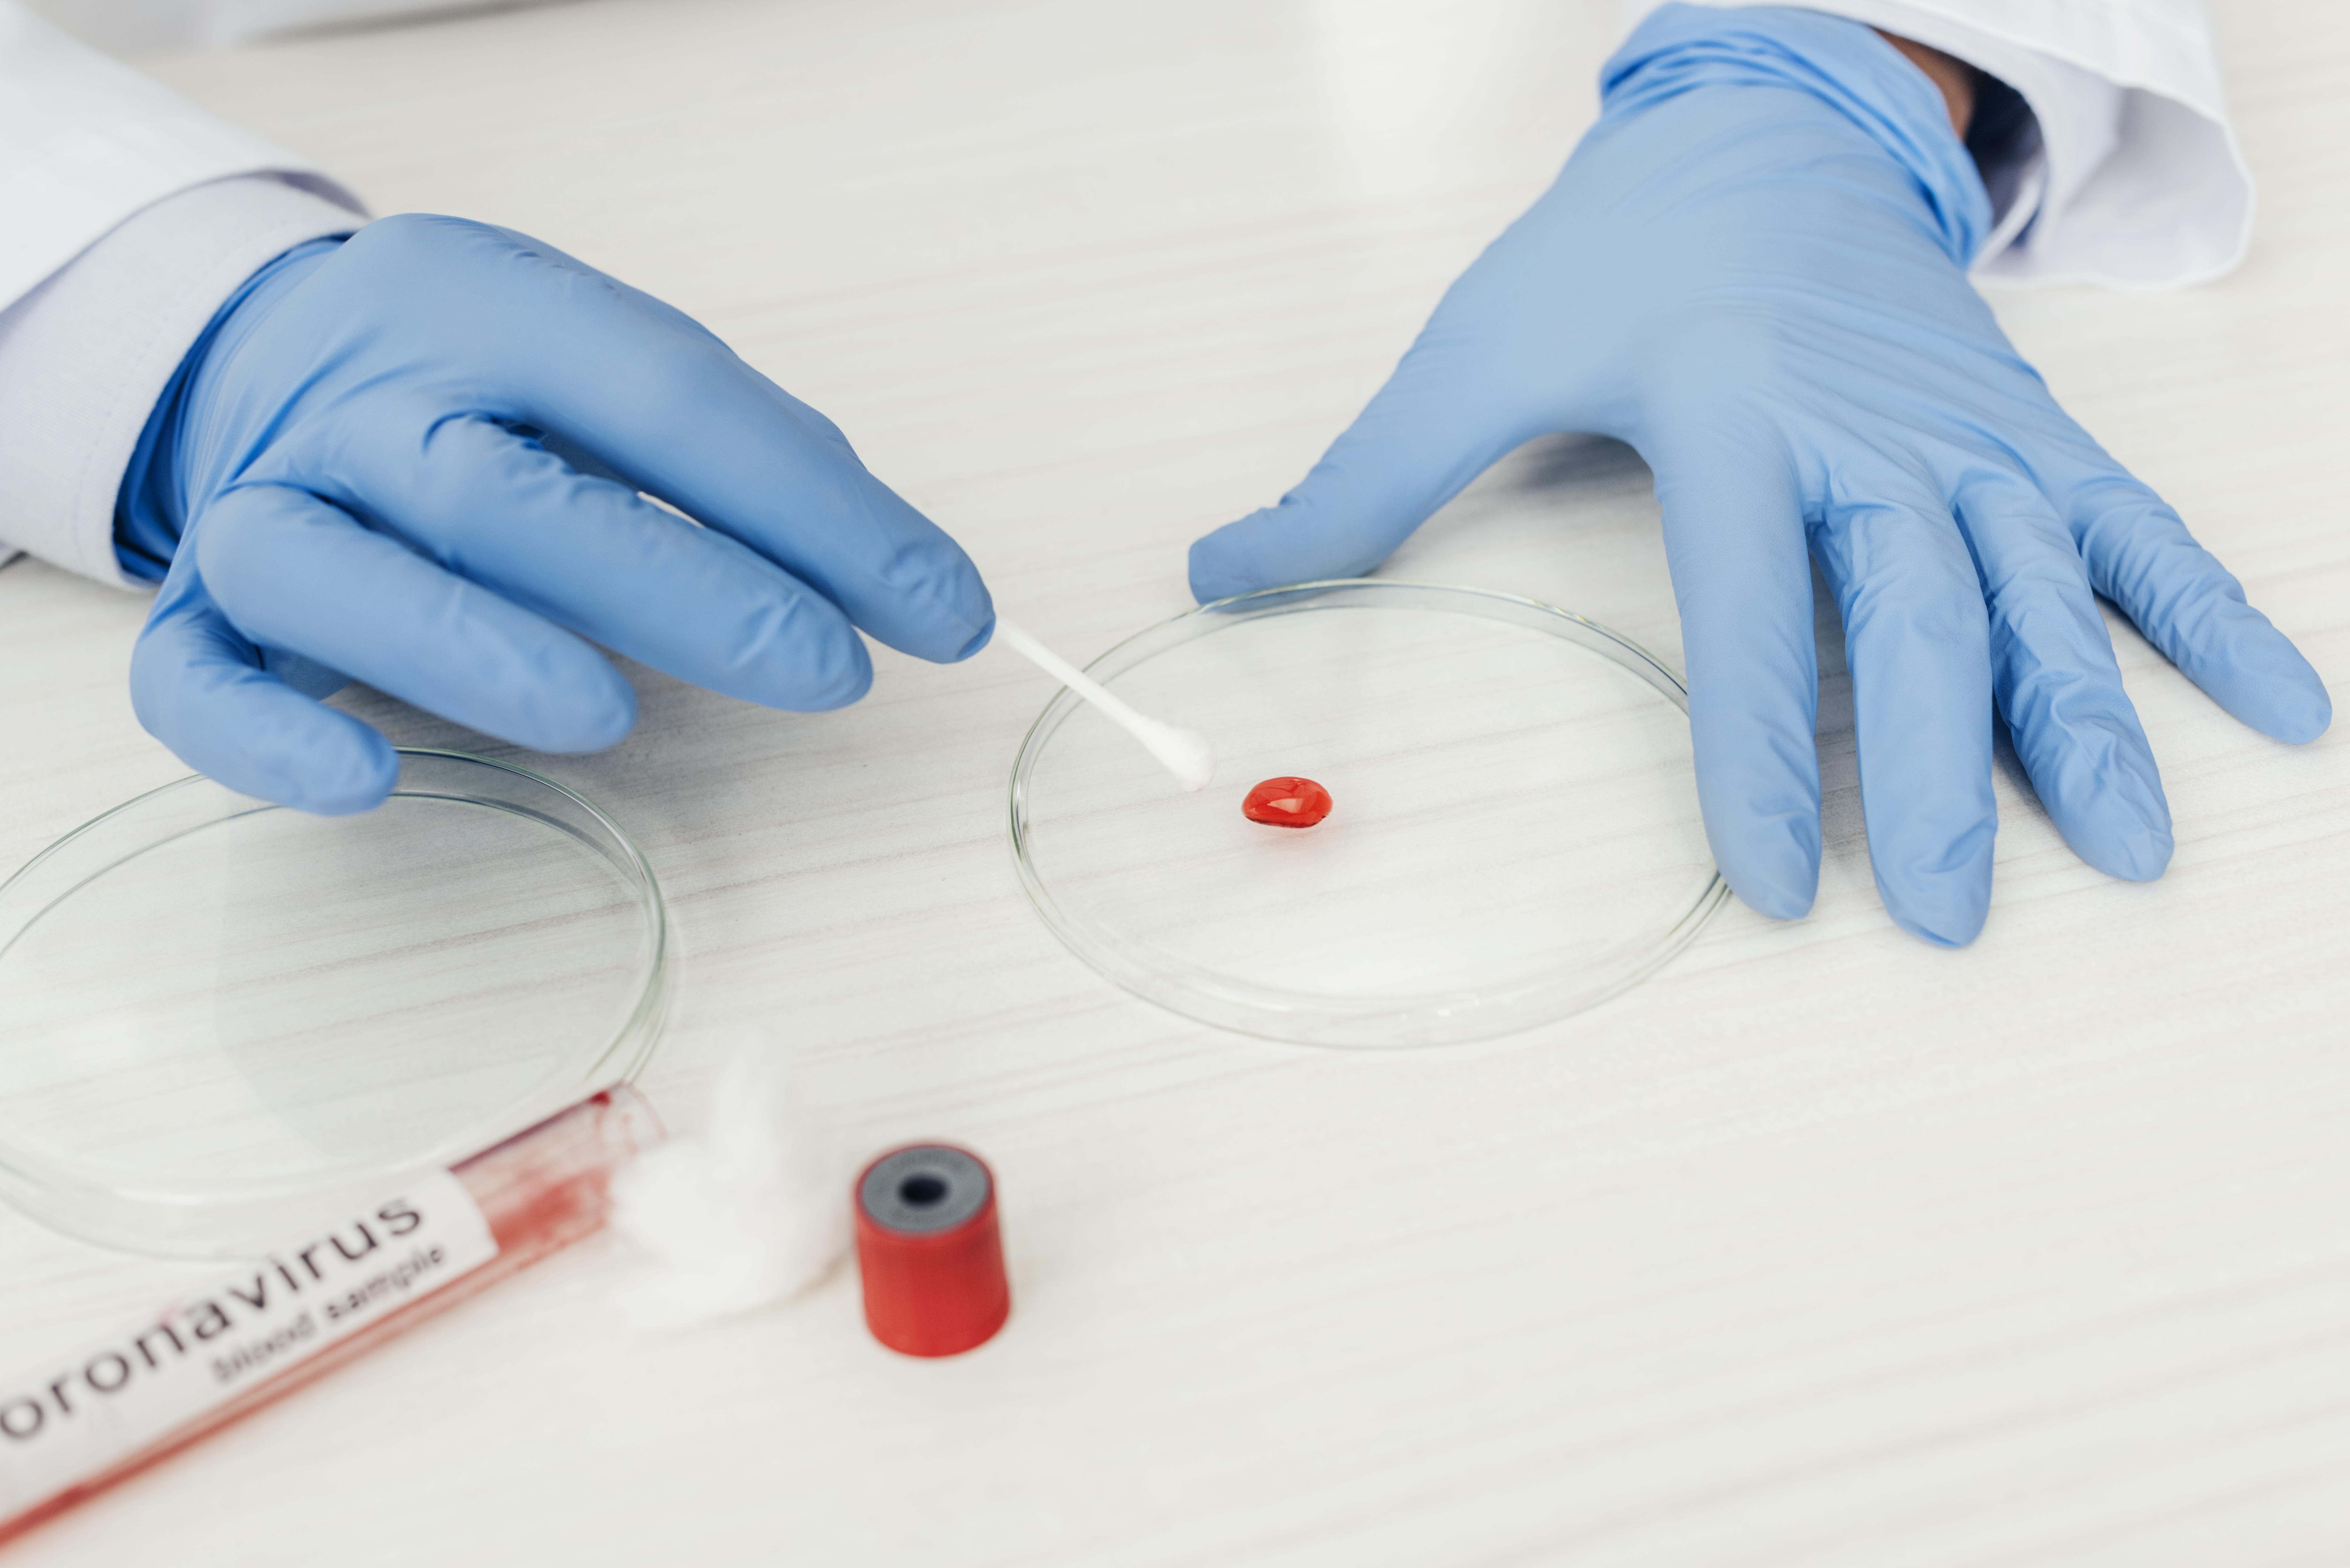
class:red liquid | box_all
[0,1089,663,1548]
[1242,776,1332,829]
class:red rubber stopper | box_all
[854,1144,1010,1357]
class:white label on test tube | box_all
[0,1171,498,1519]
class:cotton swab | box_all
[994,616,1215,791]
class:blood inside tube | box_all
[0,1088,663,1549]
[1242,777,1332,829]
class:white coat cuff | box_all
[0,176,363,586]
[1619,1,2252,291]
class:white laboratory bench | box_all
[2,0,2347,1562]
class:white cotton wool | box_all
[609,1039,849,1331]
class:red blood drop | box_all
[1242,776,1333,829]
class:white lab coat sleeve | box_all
[1619,1,2249,290]
[0,0,365,583]
[0,177,363,585]
[22,0,528,57]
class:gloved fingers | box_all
[1815,475,1997,946]
[192,482,637,754]
[1188,328,1546,603]
[258,646,355,702]
[608,374,996,667]
[1952,472,2171,881]
[2064,465,2330,743]
[346,414,874,711]
[1647,442,1822,921]
[129,566,398,815]
[346,217,992,666]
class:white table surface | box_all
[5,1,2349,1562]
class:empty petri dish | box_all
[0,750,667,1256]
[1009,581,1726,1047]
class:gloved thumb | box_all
[1189,328,1543,602]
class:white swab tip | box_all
[1140,721,1216,792]
[993,615,1215,791]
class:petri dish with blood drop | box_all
[0,750,668,1256]
[1009,581,1727,1047]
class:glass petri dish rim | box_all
[0,748,670,1245]
[1007,580,1730,1049]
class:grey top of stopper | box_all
[859,1145,990,1235]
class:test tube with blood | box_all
[0,1086,664,1547]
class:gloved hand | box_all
[119,214,993,814]
[1188,4,2328,946]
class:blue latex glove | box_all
[119,215,994,814]
[1189,5,2329,946]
